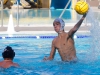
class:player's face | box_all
[53,21,61,33]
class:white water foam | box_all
[86,8,100,61]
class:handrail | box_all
[1,0,3,27]
[17,0,19,27]
[59,0,71,18]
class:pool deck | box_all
[0,23,90,35]
[0,7,98,35]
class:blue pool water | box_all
[0,35,100,75]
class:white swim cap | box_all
[53,18,65,31]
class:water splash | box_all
[86,8,100,61]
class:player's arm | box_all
[43,40,56,60]
[68,13,87,37]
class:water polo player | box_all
[0,46,19,68]
[43,13,87,62]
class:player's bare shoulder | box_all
[52,36,58,44]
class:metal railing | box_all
[1,0,3,27]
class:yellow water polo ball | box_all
[74,1,89,15]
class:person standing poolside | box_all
[44,13,87,62]
[0,46,19,68]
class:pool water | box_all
[0,37,100,75]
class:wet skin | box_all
[44,13,87,61]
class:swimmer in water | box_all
[0,46,19,68]
[43,13,87,62]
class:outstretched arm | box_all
[68,13,87,37]
[43,40,56,61]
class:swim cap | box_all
[2,46,15,59]
[53,18,65,31]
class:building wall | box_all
[86,0,99,7]
[41,0,99,8]
[41,0,49,8]
[72,0,99,7]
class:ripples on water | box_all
[0,37,99,75]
